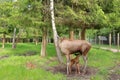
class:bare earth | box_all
[100,47,120,53]
[43,56,120,80]
[45,65,98,80]
[108,64,120,80]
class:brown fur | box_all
[58,38,91,75]
[70,55,81,74]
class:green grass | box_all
[0,43,56,57]
[116,70,120,75]
[0,43,65,80]
[0,43,39,56]
[88,48,116,68]
[79,47,119,80]
[93,44,120,49]
[0,43,120,80]
[0,56,65,80]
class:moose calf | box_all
[70,54,81,74]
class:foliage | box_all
[98,27,112,35]
[0,2,13,34]
[0,0,120,39]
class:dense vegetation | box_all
[0,0,120,79]
[0,0,120,42]
[0,0,119,57]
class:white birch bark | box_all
[50,0,63,63]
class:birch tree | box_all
[12,28,16,48]
[50,0,63,63]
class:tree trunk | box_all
[98,36,101,46]
[81,27,86,40]
[16,32,20,44]
[35,38,38,45]
[78,29,81,39]
[47,30,51,43]
[41,27,47,57]
[113,30,116,45]
[27,39,30,43]
[69,27,74,40]
[12,28,16,49]
[16,29,23,44]
[34,29,39,45]
[109,33,112,48]
[2,33,5,48]
[50,0,63,63]
[94,34,97,45]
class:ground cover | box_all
[0,43,120,80]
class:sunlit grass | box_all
[93,44,120,49]
[0,43,64,80]
[0,56,65,80]
[91,74,105,80]
[88,48,115,68]
[0,43,56,57]
[0,43,39,56]
[79,48,119,79]
[0,43,120,80]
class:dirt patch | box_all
[25,61,37,70]
[100,47,120,53]
[45,65,98,80]
[109,73,120,80]
[108,64,120,80]
[39,57,98,80]
[18,51,37,56]
[0,55,9,60]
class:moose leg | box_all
[65,54,71,75]
[82,55,87,73]
[70,61,74,74]
[76,63,80,74]
[82,47,90,74]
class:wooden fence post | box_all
[98,36,101,46]
[109,33,111,49]
[117,33,119,52]
[95,35,97,45]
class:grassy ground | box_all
[0,43,56,57]
[0,43,65,80]
[87,49,120,80]
[93,44,120,50]
[0,43,120,80]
